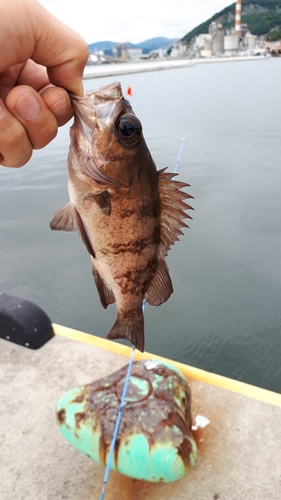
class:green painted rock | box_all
[56,359,197,482]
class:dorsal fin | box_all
[158,168,194,258]
[50,203,77,231]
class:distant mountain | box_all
[88,37,178,55]
[181,0,281,44]
[88,41,116,52]
[134,37,179,50]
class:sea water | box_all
[1,57,281,392]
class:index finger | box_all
[31,2,89,96]
[0,0,89,96]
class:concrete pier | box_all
[1,325,280,500]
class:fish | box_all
[50,82,193,352]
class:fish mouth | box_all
[70,81,123,101]
[88,81,124,101]
[70,82,124,122]
[69,82,127,141]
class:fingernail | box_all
[0,102,6,165]
[72,81,84,97]
[15,93,40,121]
[77,83,84,97]
[0,99,4,118]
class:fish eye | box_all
[116,113,142,147]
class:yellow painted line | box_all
[53,323,281,408]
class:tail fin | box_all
[106,314,144,352]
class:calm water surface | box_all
[1,58,281,392]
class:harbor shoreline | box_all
[83,55,268,79]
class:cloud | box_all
[38,1,231,43]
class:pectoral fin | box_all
[50,202,77,231]
[84,191,111,216]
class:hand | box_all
[0,0,89,167]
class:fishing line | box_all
[99,341,136,500]
[99,302,145,500]
[174,137,185,174]
[99,137,185,499]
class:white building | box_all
[127,48,143,60]
[170,42,188,58]
[194,34,213,57]
[212,26,225,55]
[224,34,239,56]
[244,32,257,51]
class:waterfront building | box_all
[209,22,225,55]
[224,33,239,56]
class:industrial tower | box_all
[235,0,242,37]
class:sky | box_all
[38,0,232,44]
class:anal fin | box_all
[145,258,173,306]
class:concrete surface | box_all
[1,334,280,500]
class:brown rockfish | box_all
[50,82,193,352]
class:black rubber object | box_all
[0,293,54,349]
